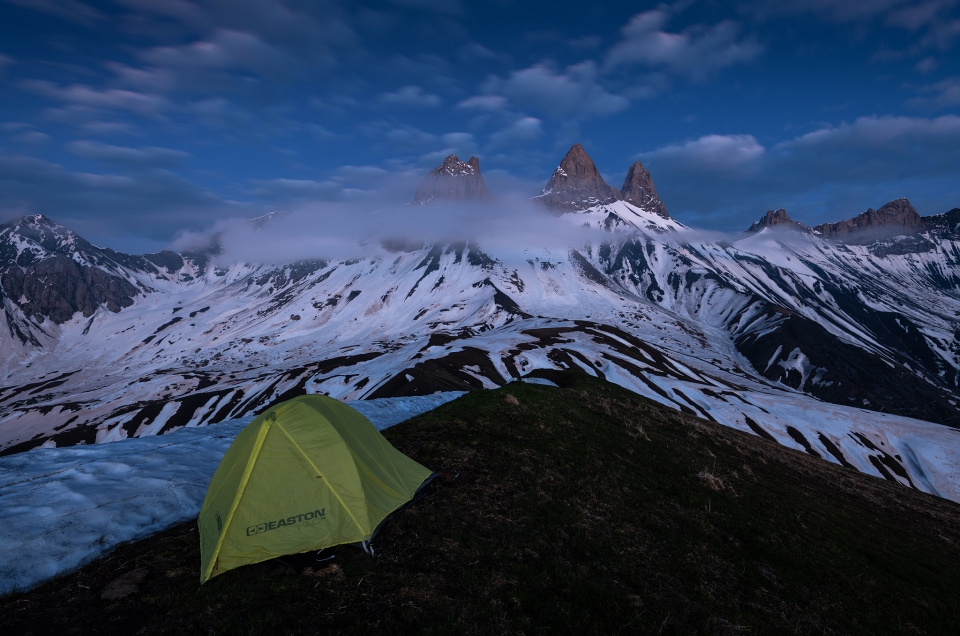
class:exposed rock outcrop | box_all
[620,161,669,218]
[0,256,138,324]
[813,198,923,244]
[412,155,492,204]
[746,209,809,233]
[921,206,960,235]
[0,215,146,324]
[534,144,623,212]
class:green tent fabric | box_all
[198,395,435,584]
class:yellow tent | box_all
[197,395,435,584]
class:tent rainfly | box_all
[198,395,435,584]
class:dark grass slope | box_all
[4,372,960,635]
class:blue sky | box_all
[0,0,959,253]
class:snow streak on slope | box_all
[2,203,960,506]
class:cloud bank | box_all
[174,197,633,265]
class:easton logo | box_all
[246,509,326,536]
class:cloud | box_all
[488,117,543,148]
[458,95,508,111]
[0,151,236,248]
[482,61,629,120]
[102,29,298,96]
[381,124,438,150]
[387,0,462,14]
[922,17,960,48]
[775,115,960,178]
[743,0,912,22]
[139,29,291,77]
[334,165,390,188]
[458,43,508,64]
[378,85,442,108]
[440,132,476,152]
[915,56,939,73]
[637,134,765,175]
[67,141,191,167]
[180,195,632,265]
[79,121,140,136]
[910,76,960,109]
[112,0,205,25]
[5,0,103,24]
[746,0,960,49]
[636,115,960,228]
[10,131,51,144]
[23,80,171,116]
[249,178,348,201]
[886,0,958,29]
[607,10,763,77]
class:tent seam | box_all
[273,420,369,536]
[203,417,272,583]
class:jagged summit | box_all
[746,209,809,233]
[813,198,922,244]
[412,154,493,204]
[533,143,623,212]
[2,213,57,229]
[1,214,89,266]
[620,161,669,219]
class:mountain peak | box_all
[412,154,492,204]
[2,213,61,233]
[621,161,669,219]
[534,143,623,212]
[746,209,809,233]
[813,198,922,243]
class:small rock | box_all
[504,394,519,406]
[101,567,149,601]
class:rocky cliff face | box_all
[620,161,669,218]
[412,155,493,204]
[0,256,139,324]
[746,209,810,233]
[813,198,923,243]
[533,144,623,212]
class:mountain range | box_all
[2,144,959,503]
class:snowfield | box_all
[0,392,464,594]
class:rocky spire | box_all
[412,154,493,204]
[620,161,669,218]
[533,143,623,212]
[813,198,923,243]
[746,209,809,233]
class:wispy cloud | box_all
[23,80,172,117]
[910,76,960,108]
[378,85,442,108]
[0,150,236,246]
[67,141,191,167]
[5,0,103,24]
[607,9,763,78]
[637,115,960,228]
[481,61,629,120]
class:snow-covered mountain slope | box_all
[2,199,960,505]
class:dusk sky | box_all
[1,0,959,253]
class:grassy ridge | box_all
[4,372,960,634]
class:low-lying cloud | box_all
[173,196,634,265]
